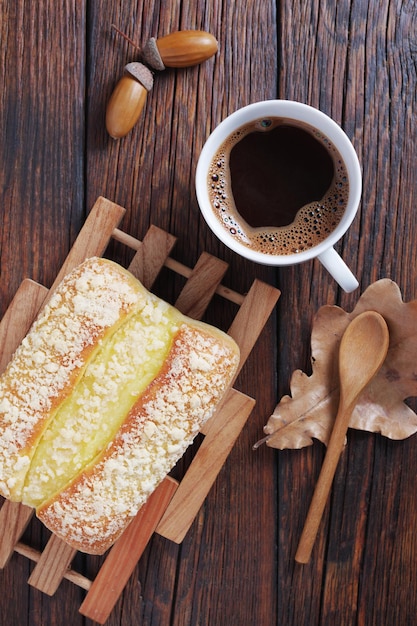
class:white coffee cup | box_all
[195,100,362,292]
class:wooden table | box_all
[1,1,416,625]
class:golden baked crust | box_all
[0,257,240,553]
[0,258,142,500]
[37,323,238,554]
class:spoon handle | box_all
[295,311,389,564]
[294,403,352,564]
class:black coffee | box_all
[207,117,349,255]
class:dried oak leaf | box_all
[262,279,417,450]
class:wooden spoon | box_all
[295,310,389,564]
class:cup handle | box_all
[317,246,359,293]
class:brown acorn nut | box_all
[105,62,153,139]
[142,30,218,70]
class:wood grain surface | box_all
[1,1,417,625]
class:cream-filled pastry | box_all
[0,257,240,553]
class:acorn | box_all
[105,62,153,139]
[142,30,218,70]
[106,28,218,139]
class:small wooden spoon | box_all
[295,310,389,564]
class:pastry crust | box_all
[0,257,240,553]
[37,323,238,553]
[0,258,142,500]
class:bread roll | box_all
[0,258,142,501]
[0,257,240,553]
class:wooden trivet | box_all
[0,197,280,624]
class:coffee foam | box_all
[207,119,350,255]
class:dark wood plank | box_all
[0,0,86,310]
[277,2,417,626]
[3,0,416,624]
[0,2,87,625]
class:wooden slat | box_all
[0,280,48,373]
[79,476,178,624]
[174,252,229,319]
[228,279,280,377]
[0,200,279,622]
[127,225,177,288]
[112,227,245,306]
[14,541,92,591]
[47,197,126,297]
[28,534,77,595]
[156,389,255,543]
[0,501,34,568]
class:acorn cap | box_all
[124,62,154,91]
[142,38,165,71]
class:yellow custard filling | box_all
[22,299,178,507]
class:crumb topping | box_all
[37,325,239,553]
[0,255,240,555]
[22,296,178,507]
[0,257,141,499]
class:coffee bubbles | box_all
[207,117,349,255]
